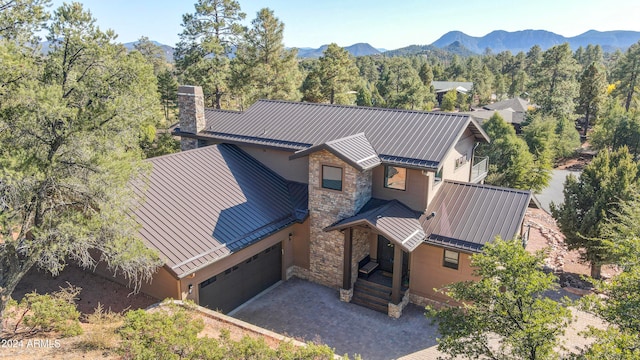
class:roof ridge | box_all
[443,179,532,194]
[252,99,471,118]
[203,108,244,114]
[144,143,217,163]
[324,132,367,145]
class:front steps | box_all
[351,278,406,313]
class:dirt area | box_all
[524,207,619,290]
[1,266,291,359]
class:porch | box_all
[470,156,488,183]
[326,200,424,318]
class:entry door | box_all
[377,236,395,273]
[376,235,409,275]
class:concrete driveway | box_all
[231,277,441,359]
[534,169,581,213]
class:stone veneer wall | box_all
[350,228,370,287]
[178,85,206,151]
[307,150,372,288]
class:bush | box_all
[118,301,223,360]
[6,284,82,337]
[78,303,123,350]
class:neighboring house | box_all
[431,81,473,107]
[466,97,532,133]
[128,85,530,318]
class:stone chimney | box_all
[178,85,205,151]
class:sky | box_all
[48,0,640,50]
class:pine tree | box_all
[552,147,639,278]
[529,43,580,118]
[577,62,608,135]
[302,43,359,104]
[0,2,162,331]
[175,0,246,109]
[231,8,302,107]
[612,40,640,111]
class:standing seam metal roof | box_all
[325,180,530,253]
[289,133,381,171]
[131,144,308,278]
[194,100,489,170]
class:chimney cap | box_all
[178,85,203,96]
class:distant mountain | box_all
[296,43,381,58]
[40,39,175,62]
[123,40,174,62]
[383,41,475,60]
[431,29,640,54]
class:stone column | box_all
[178,85,205,151]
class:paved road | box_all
[535,169,581,213]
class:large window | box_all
[384,166,407,190]
[322,165,342,191]
[443,249,459,270]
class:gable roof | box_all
[131,144,307,278]
[326,181,531,253]
[179,100,489,171]
[422,181,531,252]
[466,109,526,125]
[431,81,474,93]
[483,97,530,113]
[289,133,381,171]
[325,200,425,253]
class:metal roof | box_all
[131,144,307,278]
[483,97,530,113]
[327,180,530,253]
[431,81,474,93]
[422,181,531,252]
[191,100,489,170]
[290,133,381,171]
[325,200,425,253]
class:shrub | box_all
[6,284,82,337]
[78,303,123,350]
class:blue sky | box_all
[48,0,640,50]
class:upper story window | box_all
[322,165,343,191]
[443,249,459,270]
[454,154,468,169]
[434,167,443,184]
[384,166,407,191]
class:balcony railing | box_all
[470,156,488,183]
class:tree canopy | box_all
[0,1,162,331]
[428,238,572,360]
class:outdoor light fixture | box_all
[188,284,193,294]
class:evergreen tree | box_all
[304,43,358,104]
[175,0,246,109]
[0,2,162,331]
[376,57,431,110]
[552,147,639,278]
[428,238,572,360]
[529,43,580,118]
[611,40,640,111]
[134,36,167,75]
[231,8,302,107]
[577,62,608,135]
[477,113,545,191]
[553,116,581,159]
[440,89,457,112]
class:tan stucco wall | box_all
[291,219,310,269]
[409,244,477,303]
[92,260,180,301]
[371,166,428,211]
[240,146,309,184]
[441,129,475,183]
[179,225,297,304]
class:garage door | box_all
[198,243,282,313]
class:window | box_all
[454,154,468,169]
[434,167,443,184]
[384,166,407,190]
[443,249,459,269]
[322,165,342,191]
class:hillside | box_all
[431,29,640,54]
[296,43,381,58]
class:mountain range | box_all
[430,29,640,54]
[39,29,640,61]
